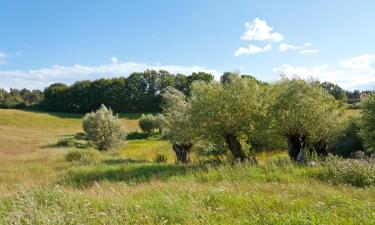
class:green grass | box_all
[0,109,374,224]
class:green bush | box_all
[138,114,156,135]
[126,131,149,140]
[314,156,375,187]
[360,93,375,154]
[329,118,363,157]
[153,154,167,163]
[56,137,76,147]
[82,105,127,151]
[65,149,101,164]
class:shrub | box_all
[55,137,75,147]
[314,156,375,187]
[126,131,149,140]
[138,114,156,135]
[82,105,127,150]
[153,154,167,163]
[360,93,375,154]
[329,118,363,157]
[65,149,101,164]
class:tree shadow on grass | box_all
[63,163,202,188]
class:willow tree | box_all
[189,76,269,161]
[271,78,340,161]
[162,87,194,163]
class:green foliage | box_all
[189,76,269,159]
[126,131,149,140]
[329,118,363,157]
[360,92,375,153]
[83,105,127,150]
[41,70,214,113]
[162,87,193,145]
[153,154,168,163]
[314,156,375,187]
[139,114,157,135]
[0,88,42,109]
[65,149,101,164]
[272,78,340,142]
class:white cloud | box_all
[299,49,319,54]
[110,56,118,64]
[278,43,302,52]
[235,44,272,56]
[0,61,221,90]
[241,18,283,42]
[278,42,318,54]
[273,54,375,89]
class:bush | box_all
[329,118,363,157]
[360,93,375,154]
[138,114,156,135]
[153,154,167,163]
[65,149,101,164]
[314,156,375,187]
[126,131,149,140]
[55,137,76,147]
[82,105,127,150]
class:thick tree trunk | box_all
[287,135,306,161]
[172,143,193,163]
[225,133,248,161]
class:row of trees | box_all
[80,75,374,164]
[0,70,371,113]
[0,88,43,108]
[162,76,374,163]
[43,70,213,113]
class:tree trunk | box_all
[172,143,193,163]
[225,133,247,161]
[287,135,306,161]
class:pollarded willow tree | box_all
[162,87,194,163]
[271,78,340,161]
[189,76,270,161]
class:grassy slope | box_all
[0,109,374,224]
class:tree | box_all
[360,92,375,154]
[320,81,347,101]
[82,105,127,150]
[271,78,340,161]
[162,87,194,163]
[138,114,156,135]
[189,76,268,161]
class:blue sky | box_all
[1,0,375,90]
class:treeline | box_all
[0,88,43,109]
[42,70,213,112]
[0,70,373,112]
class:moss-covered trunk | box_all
[172,143,193,163]
[225,133,248,161]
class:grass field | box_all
[0,109,374,224]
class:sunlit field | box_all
[0,109,374,224]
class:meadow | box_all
[0,109,374,224]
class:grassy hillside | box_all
[0,109,374,224]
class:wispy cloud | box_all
[278,42,318,54]
[234,44,272,56]
[241,18,283,42]
[0,59,221,90]
[273,54,375,89]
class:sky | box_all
[1,0,375,90]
